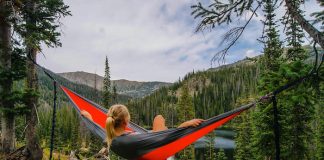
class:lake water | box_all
[194,130,235,160]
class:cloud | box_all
[245,49,261,58]
[38,0,322,82]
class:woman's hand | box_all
[178,119,205,128]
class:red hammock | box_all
[61,86,253,160]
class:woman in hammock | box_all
[105,104,204,146]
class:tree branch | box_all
[212,2,262,63]
[285,0,324,48]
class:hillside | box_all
[58,71,172,98]
[38,69,132,105]
[127,58,260,126]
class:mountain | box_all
[37,68,132,106]
[127,57,260,126]
[58,71,172,98]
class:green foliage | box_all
[0,47,27,115]
[128,59,259,127]
[216,148,228,160]
[103,56,111,108]
[314,101,324,160]
[177,84,195,122]
[191,0,255,31]
[112,85,117,104]
[276,61,314,159]
[176,84,196,159]
[234,98,255,160]
[177,145,195,160]
[14,0,71,49]
[252,1,284,159]
[315,62,324,159]
[311,0,324,30]
[204,132,217,160]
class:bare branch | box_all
[212,2,262,64]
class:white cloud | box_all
[245,49,260,58]
[38,0,322,82]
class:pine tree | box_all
[279,63,313,159]
[17,0,71,158]
[252,0,283,159]
[314,100,324,159]
[0,1,15,153]
[192,0,324,50]
[234,101,254,160]
[103,56,111,108]
[282,0,306,60]
[112,85,117,104]
[216,148,227,160]
[177,84,195,121]
[176,83,195,159]
[278,1,315,158]
[204,131,217,160]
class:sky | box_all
[38,0,321,83]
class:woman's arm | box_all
[178,119,204,128]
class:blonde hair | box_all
[106,104,130,146]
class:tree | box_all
[278,1,315,158]
[0,1,15,153]
[204,131,217,160]
[192,0,322,159]
[234,98,255,160]
[112,85,117,104]
[314,99,324,159]
[177,84,195,121]
[191,0,324,61]
[216,148,228,160]
[284,0,324,48]
[103,56,111,108]
[278,62,313,159]
[176,83,195,159]
[251,0,283,159]
[16,0,71,159]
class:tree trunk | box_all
[285,0,324,48]
[24,1,43,159]
[25,47,43,160]
[0,1,15,154]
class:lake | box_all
[194,130,235,160]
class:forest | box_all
[0,0,323,160]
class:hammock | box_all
[61,86,253,160]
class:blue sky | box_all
[38,0,321,82]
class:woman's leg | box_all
[152,115,168,132]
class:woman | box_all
[105,104,204,147]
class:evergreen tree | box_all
[282,0,305,60]
[279,62,313,159]
[314,100,324,159]
[177,84,195,121]
[278,1,315,158]
[234,98,254,160]
[177,83,195,159]
[204,131,217,160]
[192,0,324,51]
[15,0,71,158]
[216,148,227,160]
[0,1,15,153]
[310,44,324,159]
[252,0,283,159]
[112,85,117,104]
[103,56,111,108]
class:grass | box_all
[42,148,70,160]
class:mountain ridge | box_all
[58,71,172,98]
